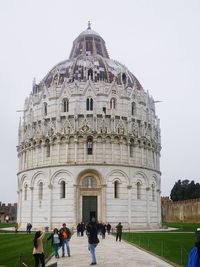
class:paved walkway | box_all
[47,234,175,267]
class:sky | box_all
[0,0,200,203]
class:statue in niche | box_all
[48,127,54,137]
[132,121,139,137]
[140,122,145,137]
[64,126,71,135]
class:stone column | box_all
[57,140,60,163]
[120,140,122,164]
[111,142,114,163]
[66,141,69,162]
[29,186,34,224]
[83,142,86,162]
[127,185,132,227]
[101,184,107,223]
[17,190,21,225]
[93,139,97,162]
[146,187,150,227]
[157,189,161,226]
[127,141,130,164]
[19,189,22,226]
[74,138,77,162]
[48,184,53,229]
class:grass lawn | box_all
[122,232,194,267]
[0,223,15,228]
[166,222,200,232]
[0,233,52,267]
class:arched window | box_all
[88,69,93,80]
[132,102,136,116]
[130,143,134,158]
[46,139,50,157]
[60,181,66,199]
[87,136,93,155]
[44,102,47,116]
[152,184,155,201]
[86,98,93,111]
[137,182,141,200]
[63,99,69,112]
[122,73,127,84]
[90,98,93,111]
[82,176,97,188]
[38,182,43,200]
[24,184,28,200]
[110,98,116,109]
[114,181,119,198]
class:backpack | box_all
[62,230,67,239]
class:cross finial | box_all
[87,21,91,30]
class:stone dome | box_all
[40,24,142,90]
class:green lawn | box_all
[0,233,52,267]
[122,232,194,267]
[166,222,200,232]
[0,223,15,228]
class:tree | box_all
[170,179,200,201]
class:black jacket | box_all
[87,222,99,244]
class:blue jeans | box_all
[62,239,70,256]
[53,243,59,257]
[89,243,97,264]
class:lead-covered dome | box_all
[40,23,143,90]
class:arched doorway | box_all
[76,170,105,224]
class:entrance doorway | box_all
[82,196,97,223]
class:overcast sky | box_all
[0,0,200,203]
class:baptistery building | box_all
[17,24,161,230]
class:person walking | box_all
[87,218,99,265]
[60,223,71,257]
[47,228,60,258]
[116,222,123,242]
[106,223,111,234]
[33,231,45,267]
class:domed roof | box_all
[40,23,143,90]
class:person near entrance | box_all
[59,223,71,257]
[116,222,123,242]
[87,218,99,265]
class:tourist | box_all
[33,231,45,267]
[116,222,123,242]
[47,228,60,258]
[87,218,99,265]
[106,223,111,234]
[77,223,81,236]
[59,223,71,257]
[80,222,85,236]
[188,228,200,267]
[27,223,32,234]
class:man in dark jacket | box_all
[116,222,123,242]
[59,223,71,257]
[87,218,99,265]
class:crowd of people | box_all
[32,220,123,266]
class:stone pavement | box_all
[47,233,175,267]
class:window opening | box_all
[61,181,66,198]
[114,181,119,198]
[88,69,93,80]
[24,184,28,200]
[137,182,141,200]
[152,184,155,201]
[63,99,69,112]
[46,140,50,157]
[44,102,47,116]
[38,182,43,200]
[87,136,93,155]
